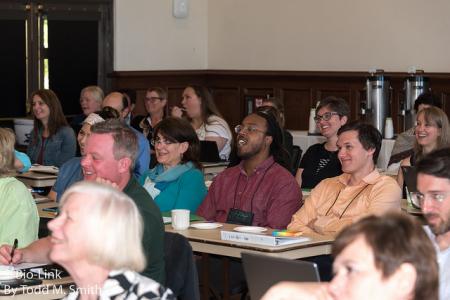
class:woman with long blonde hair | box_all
[397,106,450,187]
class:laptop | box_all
[200,140,222,162]
[242,252,320,300]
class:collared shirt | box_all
[288,169,401,236]
[64,270,174,300]
[424,226,450,300]
[197,156,302,229]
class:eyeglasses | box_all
[151,137,178,146]
[314,112,340,123]
[145,97,163,103]
[234,125,266,135]
[410,191,450,208]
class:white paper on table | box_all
[29,165,59,175]
[11,262,47,270]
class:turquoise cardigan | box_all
[139,163,207,212]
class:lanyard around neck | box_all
[325,183,370,219]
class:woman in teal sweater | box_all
[139,117,207,212]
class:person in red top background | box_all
[197,110,302,229]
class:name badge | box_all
[226,208,254,226]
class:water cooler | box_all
[403,71,429,129]
[361,70,391,136]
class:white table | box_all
[166,223,333,260]
[289,130,395,171]
[166,223,333,299]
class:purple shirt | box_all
[197,156,302,229]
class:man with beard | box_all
[415,148,450,300]
[197,111,301,229]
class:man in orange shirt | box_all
[288,121,401,236]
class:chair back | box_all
[164,232,200,300]
[290,145,302,175]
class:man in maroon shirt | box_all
[197,111,302,229]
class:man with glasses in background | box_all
[103,91,150,176]
[197,111,301,229]
[414,148,450,300]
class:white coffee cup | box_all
[171,209,190,230]
[384,117,394,139]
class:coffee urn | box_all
[403,71,429,129]
[362,70,391,136]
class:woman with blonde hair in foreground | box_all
[48,181,174,300]
[261,213,438,300]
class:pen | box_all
[10,238,18,264]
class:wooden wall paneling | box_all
[440,90,450,118]
[110,70,450,133]
[392,89,405,133]
[210,87,241,129]
[316,88,356,122]
[315,88,352,104]
[354,89,365,123]
[242,87,274,116]
[167,87,185,111]
[134,89,148,116]
[282,88,313,130]
[388,79,402,133]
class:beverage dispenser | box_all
[361,70,391,136]
[403,71,429,129]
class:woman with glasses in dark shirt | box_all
[296,97,350,189]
